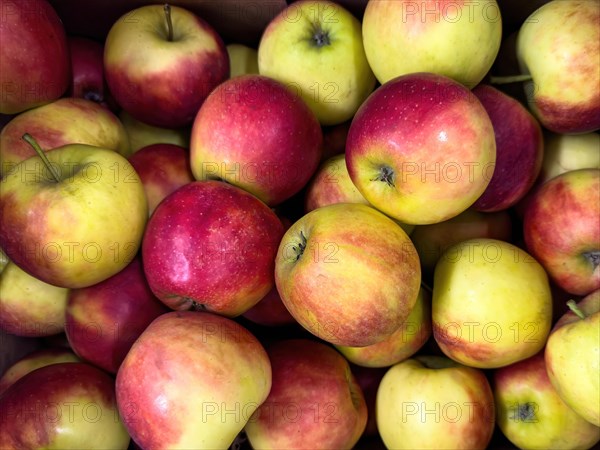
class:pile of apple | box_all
[0,0,599,449]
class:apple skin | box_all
[471,84,544,212]
[0,348,80,395]
[190,74,323,206]
[524,169,600,296]
[545,290,600,427]
[65,256,169,374]
[376,355,495,449]
[142,180,285,317]
[494,351,600,449]
[104,4,229,129]
[432,238,553,369]
[0,0,70,115]
[241,285,296,327]
[127,143,195,216]
[119,110,190,153]
[258,0,376,125]
[345,72,496,225]
[275,203,421,347]
[350,364,387,437]
[516,0,600,134]
[227,43,259,77]
[116,311,272,449]
[335,287,431,368]
[0,97,131,175]
[538,132,600,185]
[0,362,130,449]
[244,339,367,450]
[362,0,502,88]
[0,143,148,289]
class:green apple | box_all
[545,291,600,427]
[258,0,376,125]
[432,238,553,368]
[376,355,495,449]
[362,0,502,87]
[538,132,600,185]
[516,1,600,133]
[119,110,190,154]
[0,136,148,289]
[227,43,259,77]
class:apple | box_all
[258,0,376,125]
[494,351,600,449]
[241,285,296,327]
[127,143,195,216]
[410,208,513,275]
[516,0,600,134]
[0,348,80,394]
[104,4,229,129]
[524,169,600,296]
[142,180,284,317]
[275,203,421,347]
[538,132,600,185]
[350,364,387,437]
[227,43,259,77]
[0,0,70,114]
[0,362,130,449]
[0,97,131,175]
[345,72,496,225]
[116,311,272,449]
[190,74,323,206]
[0,254,69,337]
[119,110,190,154]
[376,355,495,449]
[432,238,553,369]
[335,287,431,368]
[545,291,600,427]
[362,0,502,88]
[244,339,367,449]
[470,84,544,212]
[321,120,350,161]
[65,256,168,374]
[0,137,148,289]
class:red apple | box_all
[471,84,544,212]
[0,0,70,114]
[524,169,600,296]
[142,180,285,317]
[65,256,169,374]
[241,286,296,328]
[104,4,229,128]
[351,364,387,437]
[127,143,195,216]
[244,339,367,449]
[190,74,323,206]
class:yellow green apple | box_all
[119,110,190,154]
[538,132,600,185]
[227,43,259,77]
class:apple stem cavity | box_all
[163,3,174,42]
[515,402,536,422]
[311,24,331,47]
[566,299,587,320]
[21,133,61,182]
[489,74,533,85]
[371,166,395,187]
[583,251,600,271]
[292,231,307,261]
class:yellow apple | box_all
[227,43,259,77]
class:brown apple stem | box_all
[489,74,533,85]
[567,299,587,320]
[164,4,173,42]
[21,133,60,182]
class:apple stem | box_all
[488,74,533,85]
[164,4,173,42]
[21,133,60,182]
[566,299,587,320]
[293,231,307,261]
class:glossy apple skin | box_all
[471,84,544,212]
[116,311,272,449]
[376,356,495,449]
[346,72,496,225]
[65,257,169,374]
[275,203,421,347]
[142,180,285,317]
[104,4,229,128]
[245,339,367,449]
[190,74,323,206]
[0,362,130,449]
[128,143,195,215]
[517,1,600,134]
[0,97,131,175]
[432,238,553,369]
[0,0,70,114]
[494,352,600,449]
[545,291,600,427]
[524,169,600,296]
[0,348,80,394]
